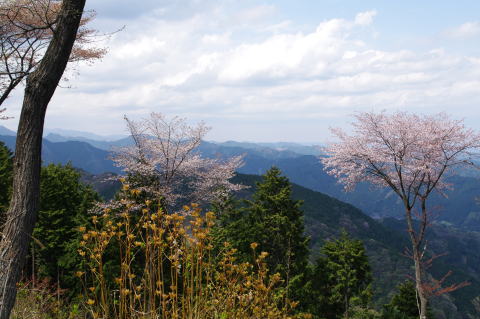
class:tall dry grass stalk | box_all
[77,187,310,319]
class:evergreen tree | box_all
[31,163,99,292]
[382,281,435,319]
[316,231,373,318]
[211,195,250,259]
[213,167,309,284]
[248,167,309,280]
[287,262,328,318]
[0,141,13,221]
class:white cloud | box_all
[236,5,276,22]
[218,19,355,83]
[201,32,231,45]
[4,2,479,142]
[354,10,377,26]
[445,21,480,38]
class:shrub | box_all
[77,187,309,319]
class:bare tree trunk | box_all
[413,249,428,319]
[405,209,428,319]
[0,1,85,318]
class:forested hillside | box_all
[233,173,480,318]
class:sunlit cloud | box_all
[444,21,480,38]
[2,1,480,142]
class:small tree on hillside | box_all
[111,113,244,210]
[319,231,372,319]
[248,167,309,282]
[382,281,434,319]
[321,111,480,319]
[288,231,372,319]
[213,167,309,290]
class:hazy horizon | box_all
[0,125,326,145]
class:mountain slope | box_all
[44,133,134,151]
[0,135,120,174]
[231,173,479,319]
[234,154,480,231]
[0,125,15,136]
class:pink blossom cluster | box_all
[112,112,244,208]
[321,111,480,206]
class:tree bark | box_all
[413,248,428,319]
[0,1,86,318]
[405,208,428,319]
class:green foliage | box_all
[32,163,99,293]
[231,172,413,307]
[211,195,249,257]
[0,141,13,218]
[213,167,309,282]
[349,306,381,319]
[295,231,373,319]
[381,281,434,319]
[217,170,377,318]
[249,167,309,277]
[382,281,419,319]
[12,279,85,319]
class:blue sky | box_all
[2,0,480,142]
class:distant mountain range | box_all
[0,126,15,136]
[213,140,324,156]
[43,128,127,141]
[0,135,119,174]
[1,127,479,230]
[44,133,134,151]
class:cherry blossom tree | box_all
[321,111,480,319]
[0,0,105,106]
[112,113,244,210]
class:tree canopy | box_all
[213,167,309,287]
[32,163,99,291]
[0,1,92,316]
[317,231,372,318]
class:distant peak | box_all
[0,125,16,136]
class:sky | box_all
[2,0,480,143]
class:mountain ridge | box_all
[1,133,480,230]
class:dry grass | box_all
[12,279,84,319]
[77,188,311,319]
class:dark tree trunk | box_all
[0,1,86,318]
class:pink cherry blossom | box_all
[322,111,480,208]
[321,111,480,318]
[112,112,245,208]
